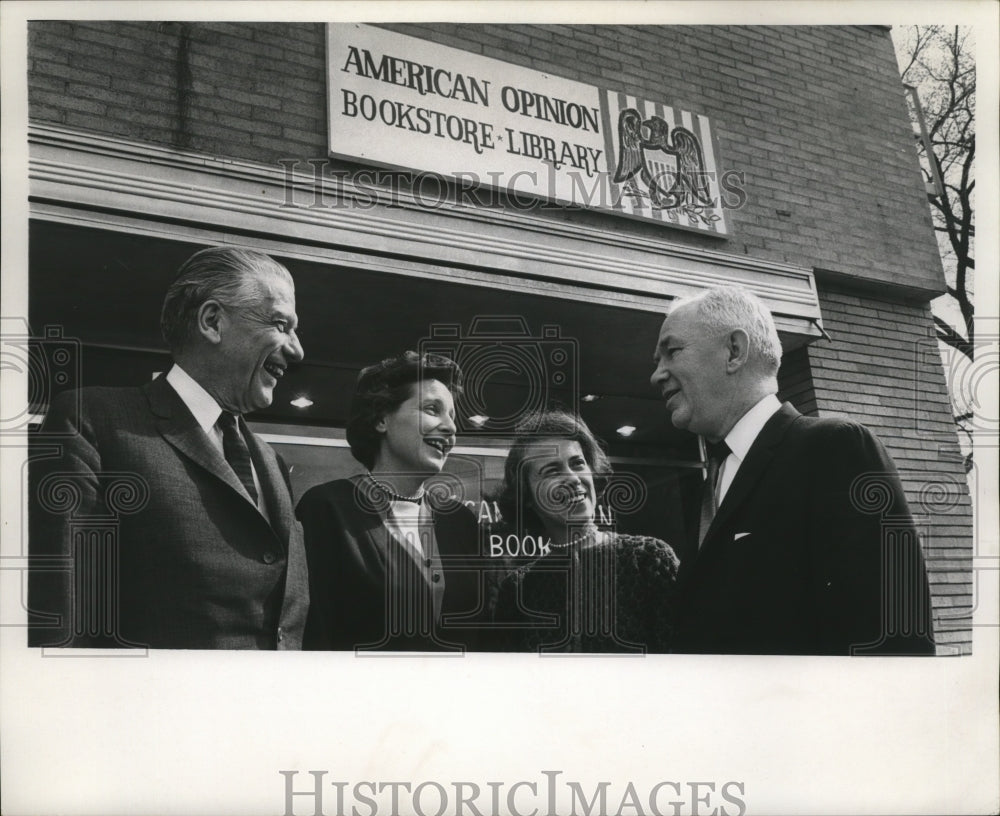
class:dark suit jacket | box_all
[296,477,492,652]
[672,402,935,655]
[28,376,309,649]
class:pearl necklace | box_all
[547,527,601,551]
[365,472,424,504]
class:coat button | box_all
[432,572,441,583]
[263,552,278,564]
[424,558,432,567]
[277,627,284,642]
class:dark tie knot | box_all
[705,439,731,464]
[218,411,240,431]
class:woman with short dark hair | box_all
[492,410,680,653]
[297,351,487,651]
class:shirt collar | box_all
[165,363,224,435]
[723,394,782,462]
[388,498,426,520]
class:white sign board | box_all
[326,24,731,235]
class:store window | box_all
[27,220,810,565]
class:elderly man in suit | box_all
[29,246,308,649]
[650,285,935,655]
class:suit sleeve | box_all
[295,485,342,650]
[28,390,104,647]
[808,422,935,655]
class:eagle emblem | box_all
[613,108,715,215]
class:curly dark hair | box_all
[492,410,612,538]
[345,351,464,470]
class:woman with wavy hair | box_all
[296,351,487,651]
[492,410,680,653]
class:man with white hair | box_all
[650,285,935,654]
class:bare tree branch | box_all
[895,22,976,433]
[934,314,973,360]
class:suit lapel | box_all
[347,476,392,573]
[353,475,438,593]
[244,429,292,545]
[145,376,264,513]
[700,402,801,549]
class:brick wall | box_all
[29,22,944,294]
[28,22,328,163]
[377,23,944,294]
[777,345,819,417]
[809,282,973,654]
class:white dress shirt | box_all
[164,364,266,514]
[716,393,782,504]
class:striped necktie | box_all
[218,411,258,504]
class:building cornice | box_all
[28,122,824,337]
